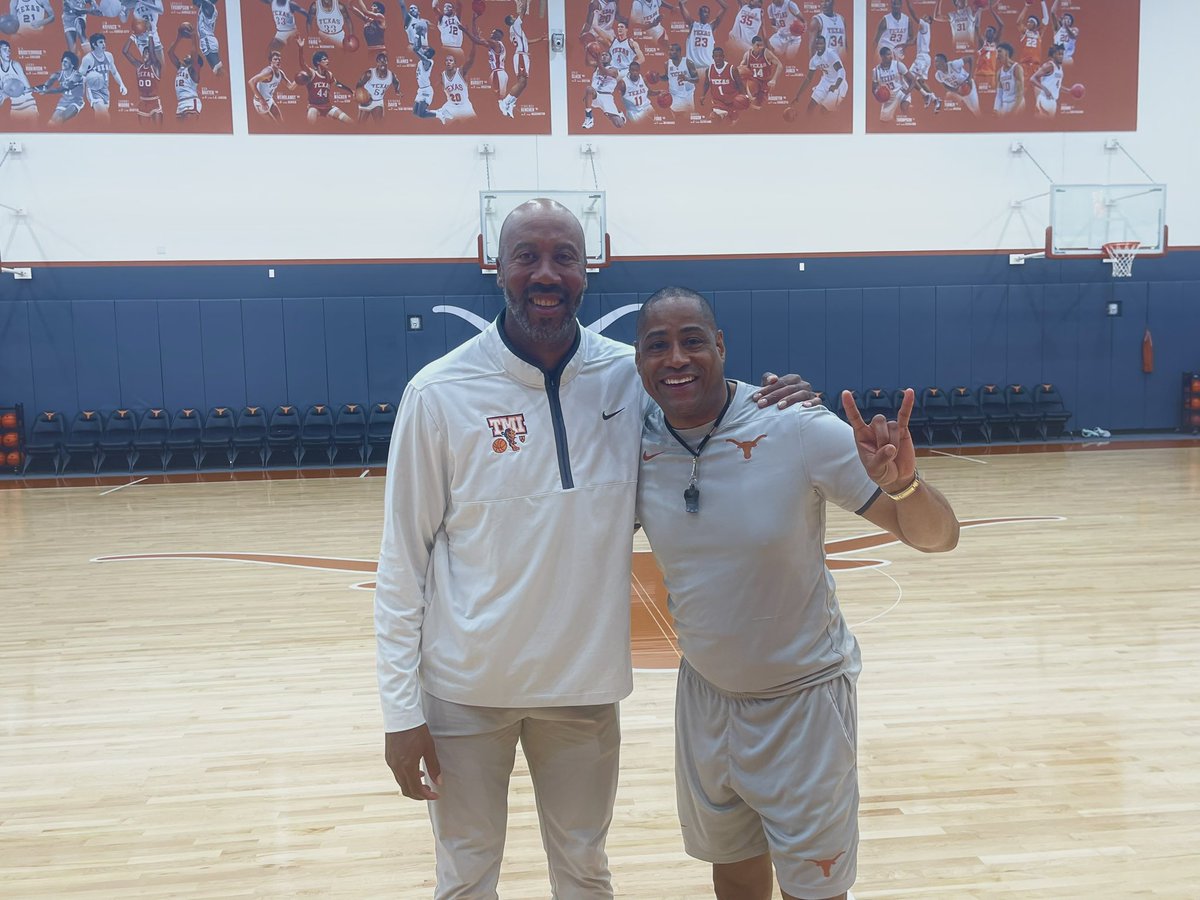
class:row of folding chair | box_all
[838,384,1072,444]
[21,403,398,473]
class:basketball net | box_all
[1102,241,1140,278]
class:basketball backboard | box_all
[1047,183,1167,257]
[479,190,609,272]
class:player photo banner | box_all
[0,0,233,133]
[865,0,1138,134]
[566,1,853,135]
[241,0,550,134]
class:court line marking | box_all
[630,567,682,663]
[99,477,147,496]
[848,566,904,629]
[631,571,679,653]
[929,449,988,465]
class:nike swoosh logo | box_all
[602,408,625,420]
[642,451,664,461]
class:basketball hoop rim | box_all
[1102,240,1142,255]
[1102,241,1141,278]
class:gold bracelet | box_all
[882,474,921,501]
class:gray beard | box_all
[504,291,582,346]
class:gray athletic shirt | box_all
[635,381,880,697]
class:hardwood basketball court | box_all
[1,441,1198,897]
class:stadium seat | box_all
[98,409,137,471]
[62,410,103,473]
[333,403,368,465]
[134,409,170,469]
[1004,384,1042,441]
[200,407,236,467]
[919,387,958,444]
[366,402,396,464]
[949,387,989,443]
[1034,383,1073,439]
[232,406,269,467]
[165,408,202,469]
[862,388,896,422]
[266,405,302,466]
[23,411,65,474]
[978,384,1017,442]
[300,403,335,466]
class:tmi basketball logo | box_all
[487,413,528,453]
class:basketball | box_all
[0,14,18,34]
[2,77,23,97]
[586,41,603,61]
[296,70,311,84]
[789,17,806,36]
[5,451,20,468]
[492,437,507,453]
[874,84,891,102]
[132,17,147,34]
[736,65,752,81]
[471,0,486,15]
[355,86,370,105]
[1191,396,1200,410]
[730,93,750,110]
[178,21,194,37]
[646,71,659,85]
[345,34,359,51]
[0,413,15,429]
[783,104,798,122]
[1070,83,1085,99]
[2,432,17,448]
[655,92,672,108]
[958,81,972,96]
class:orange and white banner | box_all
[864,0,1138,133]
[240,0,551,134]
[566,0,853,135]
[0,0,232,132]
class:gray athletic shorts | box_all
[675,660,859,897]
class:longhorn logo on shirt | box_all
[487,413,528,452]
[726,434,767,459]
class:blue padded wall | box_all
[29,301,80,413]
[158,300,204,411]
[242,298,288,407]
[115,300,164,410]
[3,253,1200,437]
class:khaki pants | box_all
[423,694,621,900]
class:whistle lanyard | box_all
[663,382,734,514]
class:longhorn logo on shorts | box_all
[806,849,845,877]
[487,413,528,453]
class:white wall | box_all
[0,0,1192,263]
